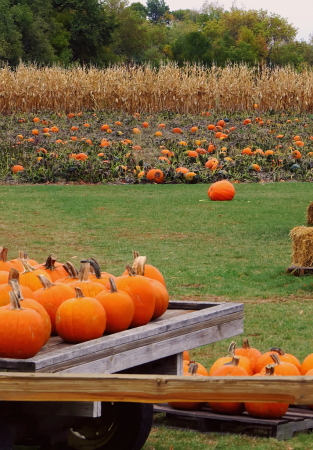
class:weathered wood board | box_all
[0,300,244,374]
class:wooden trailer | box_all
[0,300,243,450]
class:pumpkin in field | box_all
[209,342,253,376]
[56,287,106,343]
[113,264,155,328]
[249,164,261,172]
[68,261,105,298]
[245,365,289,419]
[0,268,35,307]
[173,127,182,134]
[146,169,164,184]
[205,158,218,169]
[184,172,198,183]
[176,167,189,175]
[19,260,53,291]
[235,338,262,371]
[95,278,134,334]
[12,165,24,174]
[0,290,45,359]
[242,147,252,155]
[209,357,248,415]
[254,347,301,374]
[208,180,235,202]
[169,363,206,411]
[259,354,300,375]
[34,275,76,334]
[8,278,51,345]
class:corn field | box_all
[1,62,313,114]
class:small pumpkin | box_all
[19,260,53,291]
[183,350,190,361]
[259,354,300,376]
[68,261,106,297]
[0,268,35,307]
[34,254,68,282]
[208,180,235,202]
[245,365,289,419]
[123,251,166,287]
[56,287,106,343]
[183,359,208,376]
[0,247,23,271]
[300,353,313,375]
[0,290,45,359]
[235,338,262,371]
[209,342,253,376]
[146,169,164,184]
[168,363,206,411]
[254,347,301,374]
[95,278,134,334]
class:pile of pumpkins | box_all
[0,248,169,359]
[172,339,313,420]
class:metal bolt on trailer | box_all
[0,300,244,449]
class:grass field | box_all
[4,181,313,449]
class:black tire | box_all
[0,420,13,450]
[55,402,153,450]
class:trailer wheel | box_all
[56,402,153,450]
[0,420,13,450]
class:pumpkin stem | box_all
[9,290,23,311]
[20,260,34,273]
[132,250,140,261]
[132,256,147,276]
[63,262,78,278]
[9,278,24,301]
[270,354,282,365]
[109,278,118,293]
[270,347,285,356]
[265,364,276,376]
[37,275,55,289]
[75,287,85,298]
[18,250,24,260]
[125,264,136,277]
[242,338,251,350]
[224,356,240,367]
[88,259,102,279]
[8,268,20,282]
[77,262,90,282]
[188,363,199,375]
[0,247,8,263]
[228,341,236,357]
[42,254,58,271]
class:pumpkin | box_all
[208,180,235,202]
[300,353,313,375]
[249,164,261,172]
[259,354,300,376]
[7,278,51,345]
[10,250,31,271]
[75,153,88,161]
[0,247,23,271]
[176,167,189,175]
[68,261,105,298]
[95,278,134,334]
[123,251,166,287]
[33,254,67,282]
[0,290,45,359]
[132,256,169,319]
[146,169,164,184]
[245,365,289,419]
[173,128,182,134]
[19,260,53,291]
[12,165,24,174]
[205,158,218,169]
[209,357,248,415]
[0,271,9,284]
[56,287,106,343]
[254,347,301,374]
[169,363,206,411]
[88,258,115,287]
[113,264,155,328]
[34,275,76,335]
[184,172,198,183]
[209,342,253,376]
[0,268,35,307]
[55,262,79,284]
[242,148,252,155]
[183,350,190,361]
[184,359,208,376]
[235,338,262,371]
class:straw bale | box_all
[307,202,313,225]
[290,226,313,267]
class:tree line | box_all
[0,0,312,68]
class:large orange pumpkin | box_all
[146,169,164,184]
[0,290,45,359]
[245,365,289,419]
[56,288,106,343]
[235,338,262,371]
[183,359,208,376]
[95,278,134,334]
[169,363,206,411]
[209,357,248,415]
[208,180,235,202]
[254,347,301,374]
[123,251,166,287]
[112,264,155,328]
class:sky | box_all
[129,0,312,42]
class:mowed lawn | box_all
[3,182,313,450]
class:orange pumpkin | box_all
[95,278,134,334]
[12,165,24,174]
[242,148,252,155]
[235,338,262,371]
[0,247,23,271]
[123,251,166,287]
[173,128,182,134]
[68,261,105,298]
[34,254,68,282]
[55,262,79,285]
[0,271,9,284]
[184,359,208,376]
[209,357,248,415]
[169,363,206,411]
[254,347,301,374]
[259,354,300,376]
[205,158,218,169]
[19,260,53,292]
[34,275,76,334]
[146,169,164,184]
[208,180,235,202]
[183,350,190,361]
[300,353,313,375]
[56,287,106,343]
[176,167,189,175]
[245,365,289,419]
[209,342,253,376]
[0,268,35,307]
[0,290,45,359]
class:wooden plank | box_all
[1,374,313,404]
[118,354,181,376]
[41,316,243,374]
[168,301,218,310]
[0,302,243,372]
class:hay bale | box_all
[307,202,313,225]
[290,226,313,267]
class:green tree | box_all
[129,2,147,19]
[146,0,169,24]
[0,0,22,65]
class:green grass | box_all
[3,182,313,449]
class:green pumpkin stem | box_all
[109,277,118,293]
[37,274,55,289]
